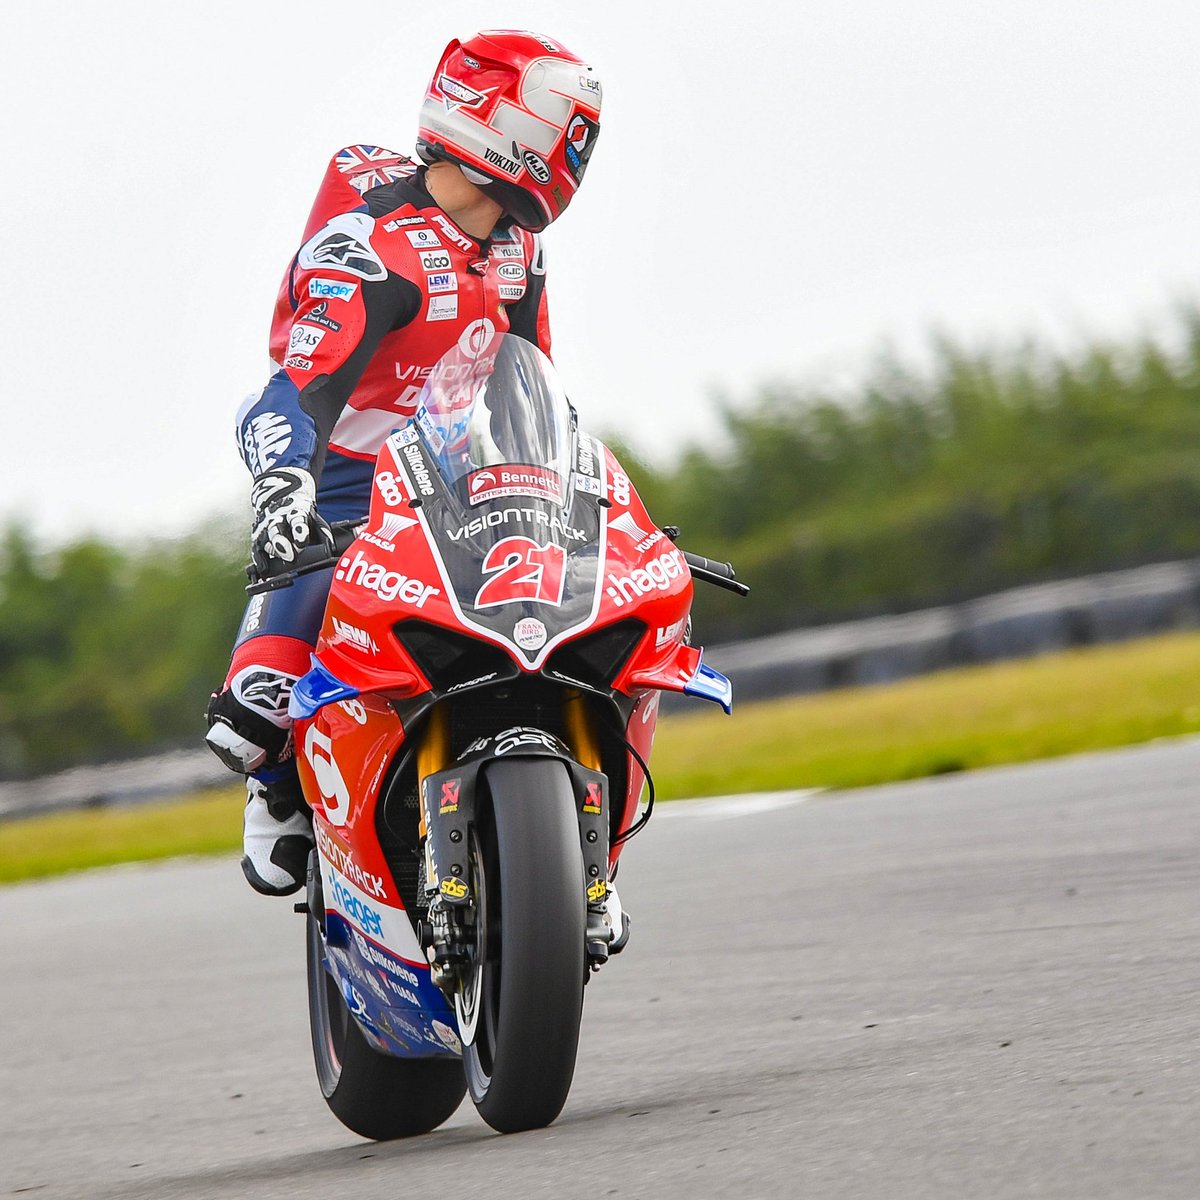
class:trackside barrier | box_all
[4,558,1200,820]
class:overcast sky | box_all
[4,1,1199,544]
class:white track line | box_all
[654,789,821,820]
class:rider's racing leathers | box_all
[206,145,552,780]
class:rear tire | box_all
[462,758,586,1133]
[306,905,466,1140]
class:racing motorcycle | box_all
[254,332,748,1138]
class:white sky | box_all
[4,1,1199,543]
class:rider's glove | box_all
[249,467,334,577]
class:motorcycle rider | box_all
[205,30,603,896]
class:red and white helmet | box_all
[416,30,602,232]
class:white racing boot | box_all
[604,882,631,954]
[240,772,313,897]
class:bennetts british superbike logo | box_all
[467,465,565,507]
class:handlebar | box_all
[243,519,750,599]
[680,550,751,597]
[244,521,361,595]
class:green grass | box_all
[6,628,1200,884]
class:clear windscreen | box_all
[413,333,574,509]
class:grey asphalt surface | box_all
[2,738,1198,1200]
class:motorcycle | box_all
[253,332,748,1137]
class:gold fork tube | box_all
[417,701,452,839]
[563,690,602,772]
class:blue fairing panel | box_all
[684,657,734,714]
[238,369,321,475]
[323,913,461,1059]
[288,658,359,720]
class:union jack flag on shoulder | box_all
[335,145,417,193]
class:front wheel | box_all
[306,895,466,1140]
[461,758,587,1133]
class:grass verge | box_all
[5,629,1200,884]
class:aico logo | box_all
[331,615,378,655]
[308,278,358,302]
[419,249,453,273]
[335,550,440,608]
[467,465,564,507]
[402,442,436,496]
[605,549,687,608]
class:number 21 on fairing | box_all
[474,537,567,609]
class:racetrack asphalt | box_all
[2,738,1198,1199]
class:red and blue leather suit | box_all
[218,146,552,765]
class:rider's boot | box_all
[240,765,313,897]
[605,882,632,954]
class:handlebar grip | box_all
[245,521,361,594]
[681,551,737,581]
[680,549,751,597]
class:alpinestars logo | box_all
[242,411,293,474]
[305,233,386,280]
[299,213,387,281]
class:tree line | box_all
[5,309,1200,775]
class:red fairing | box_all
[296,693,406,905]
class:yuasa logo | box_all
[361,511,419,552]
[308,278,357,301]
[605,549,687,608]
[335,550,440,608]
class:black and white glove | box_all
[249,467,334,578]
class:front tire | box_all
[305,899,466,1140]
[462,758,587,1133]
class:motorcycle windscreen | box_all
[403,333,606,665]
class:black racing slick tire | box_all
[462,757,587,1133]
[305,907,466,1140]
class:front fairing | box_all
[390,335,610,668]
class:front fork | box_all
[414,695,615,991]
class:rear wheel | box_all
[460,758,586,1133]
[305,889,466,1140]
